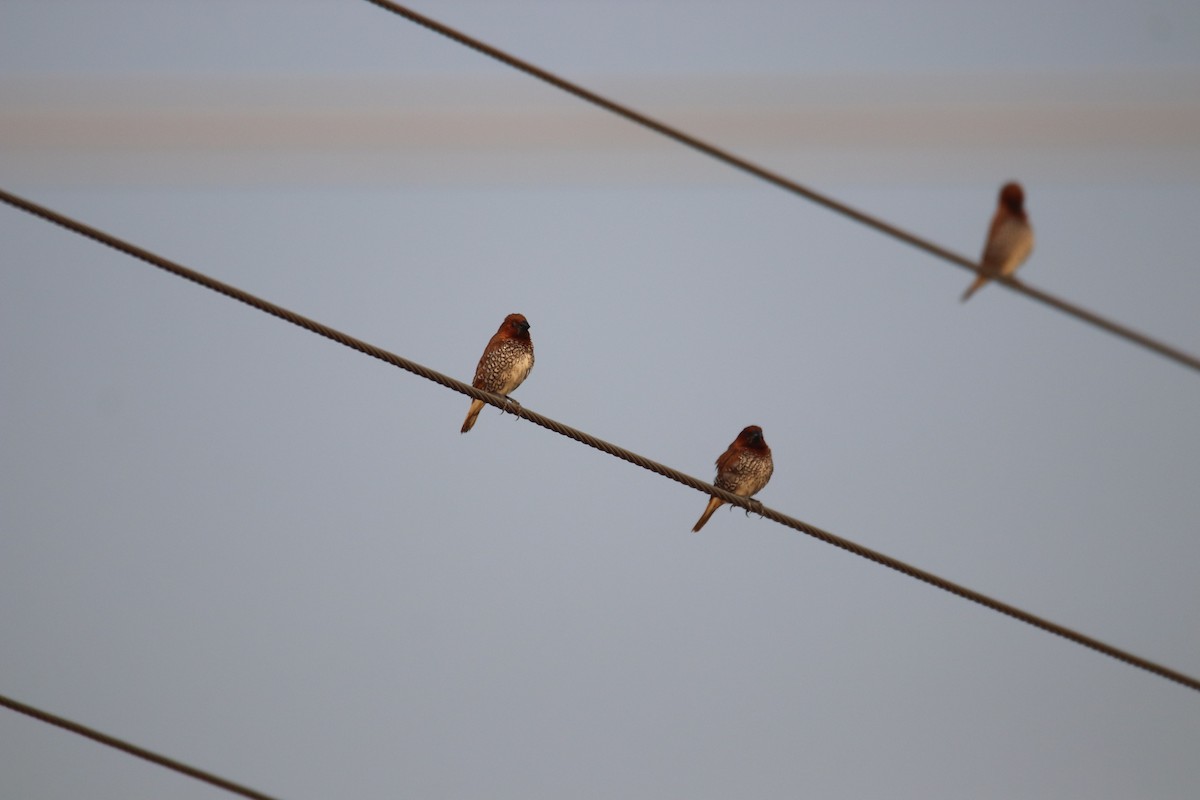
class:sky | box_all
[2,2,1199,798]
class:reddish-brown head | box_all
[735,425,769,452]
[999,182,1025,215]
[497,313,531,340]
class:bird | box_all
[461,313,534,433]
[961,181,1034,302]
[692,425,774,532]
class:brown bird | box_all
[961,181,1035,302]
[461,313,534,433]
[692,425,774,532]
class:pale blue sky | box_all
[2,2,1199,799]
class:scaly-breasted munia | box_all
[461,313,534,433]
[961,181,1034,302]
[692,425,774,532]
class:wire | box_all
[0,692,279,800]
[3,186,1197,697]
[359,0,1200,376]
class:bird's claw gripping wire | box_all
[500,395,522,417]
[744,498,765,518]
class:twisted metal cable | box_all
[3,185,1197,695]
[360,0,1200,375]
[0,693,279,800]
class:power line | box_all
[3,186,1197,697]
[0,692,279,800]
[360,0,1200,376]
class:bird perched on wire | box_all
[961,181,1034,302]
[692,425,774,532]
[461,313,534,433]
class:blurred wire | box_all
[360,0,1200,375]
[0,693,279,800]
[3,185,1197,696]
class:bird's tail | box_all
[461,399,485,433]
[961,274,989,302]
[692,496,725,532]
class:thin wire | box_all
[360,0,1200,375]
[0,693,279,800]
[3,186,1197,696]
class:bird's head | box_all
[737,425,767,450]
[501,313,531,338]
[999,181,1025,214]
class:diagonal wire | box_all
[3,186,1198,696]
[0,693,279,800]
[360,0,1200,375]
